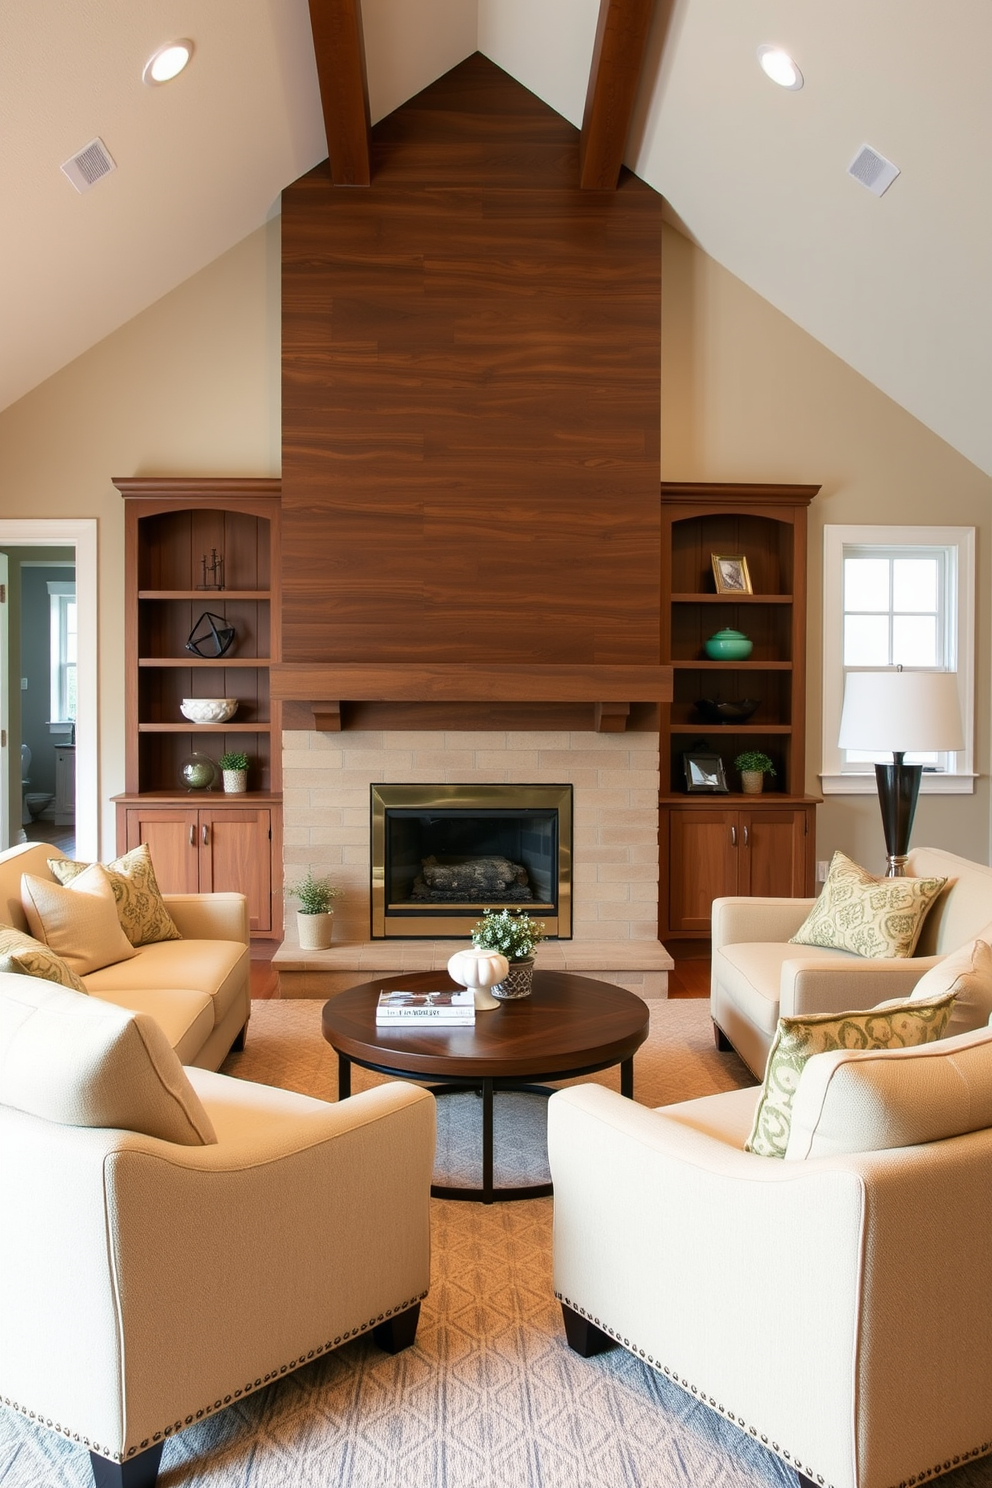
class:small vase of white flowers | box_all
[471,907,546,1000]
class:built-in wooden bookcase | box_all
[113,478,283,936]
[659,482,820,942]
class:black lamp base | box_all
[874,755,923,877]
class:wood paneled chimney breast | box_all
[278,53,665,731]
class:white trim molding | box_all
[0,521,98,855]
[821,524,976,796]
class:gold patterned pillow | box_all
[745,990,956,1158]
[789,850,947,959]
[0,923,87,993]
[48,844,182,947]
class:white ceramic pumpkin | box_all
[447,947,510,1011]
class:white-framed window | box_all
[821,525,975,794]
[48,580,77,729]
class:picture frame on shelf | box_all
[683,751,729,793]
[711,553,752,595]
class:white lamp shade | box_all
[838,670,964,753]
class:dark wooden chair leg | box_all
[713,1021,733,1052]
[373,1301,421,1354]
[560,1302,617,1357]
[230,1022,248,1053]
[89,1442,164,1488]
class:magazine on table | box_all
[375,989,476,1025]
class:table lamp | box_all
[838,668,963,876]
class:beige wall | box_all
[661,221,992,870]
[0,221,281,853]
[0,211,988,869]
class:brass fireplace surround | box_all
[371,784,572,940]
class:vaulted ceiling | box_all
[3,1,991,475]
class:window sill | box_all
[819,772,977,796]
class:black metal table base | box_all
[336,1052,634,1204]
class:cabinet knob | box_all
[202,824,209,846]
[743,824,750,847]
[189,825,195,847]
[730,825,737,847]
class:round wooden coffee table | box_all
[322,970,649,1203]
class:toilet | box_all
[20,745,53,824]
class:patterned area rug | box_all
[3,999,990,1488]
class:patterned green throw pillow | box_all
[48,843,182,948]
[0,923,87,993]
[789,850,947,959]
[745,990,956,1159]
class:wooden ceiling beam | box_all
[580,0,657,190]
[307,0,372,186]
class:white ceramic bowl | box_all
[180,697,239,724]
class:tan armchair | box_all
[711,845,992,1076]
[548,1024,992,1488]
[0,982,436,1488]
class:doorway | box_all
[0,521,97,858]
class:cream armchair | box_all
[0,982,436,1488]
[711,845,992,1076]
[548,1024,992,1488]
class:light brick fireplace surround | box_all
[273,728,672,999]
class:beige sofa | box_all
[0,979,435,1488]
[549,1022,992,1488]
[711,845,992,1077]
[0,841,250,1069]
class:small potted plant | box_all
[734,750,776,795]
[219,750,249,794]
[471,907,546,1000]
[287,869,342,950]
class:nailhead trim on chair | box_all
[2,1289,429,1463]
[555,1292,992,1488]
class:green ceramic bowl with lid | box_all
[704,628,753,660]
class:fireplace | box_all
[370,784,572,939]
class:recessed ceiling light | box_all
[143,40,194,87]
[757,45,804,91]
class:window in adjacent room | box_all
[48,580,77,729]
[821,526,975,794]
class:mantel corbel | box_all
[271,662,673,733]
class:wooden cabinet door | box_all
[740,807,809,898]
[668,808,739,932]
[124,808,199,894]
[199,808,272,933]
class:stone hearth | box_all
[274,728,672,1000]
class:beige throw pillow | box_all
[784,1026,992,1161]
[909,937,992,1036]
[48,842,182,947]
[21,864,137,977]
[745,990,957,1159]
[0,980,216,1145]
[0,922,87,992]
[789,850,947,959]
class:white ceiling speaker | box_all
[60,138,116,194]
[848,144,900,197]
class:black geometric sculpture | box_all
[185,612,235,659]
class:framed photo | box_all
[711,553,752,595]
[682,751,729,793]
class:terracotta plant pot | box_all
[741,771,764,795]
[297,909,334,950]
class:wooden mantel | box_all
[270,662,672,733]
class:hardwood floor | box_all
[667,944,711,999]
[250,940,279,999]
[21,821,75,855]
